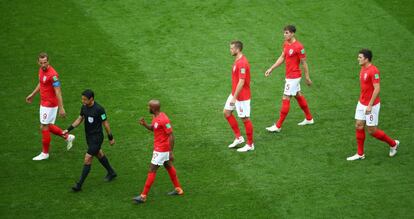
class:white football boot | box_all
[237,144,255,152]
[298,118,314,126]
[66,134,75,151]
[389,140,400,157]
[228,136,245,148]
[33,152,49,161]
[346,153,365,161]
[266,124,281,133]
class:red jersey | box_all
[283,40,306,79]
[231,55,251,101]
[39,66,60,107]
[359,64,380,106]
[152,112,173,152]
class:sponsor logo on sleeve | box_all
[374,74,379,79]
[166,123,171,129]
[101,114,107,120]
[301,49,305,54]
[240,68,246,74]
[53,76,58,81]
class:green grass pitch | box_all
[1,0,413,218]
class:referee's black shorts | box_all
[86,135,104,156]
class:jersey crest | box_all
[43,76,47,83]
[154,122,158,129]
[88,116,94,123]
[289,49,294,56]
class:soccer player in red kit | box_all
[346,49,399,161]
[26,52,75,160]
[224,41,255,152]
[265,25,314,133]
[133,100,183,204]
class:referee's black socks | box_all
[98,156,115,175]
[78,164,91,186]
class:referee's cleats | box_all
[71,183,82,192]
[168,187,184,196]
[132,195,146,204]
[104,173,117,182]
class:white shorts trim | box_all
[224,94,251,118]
[354,102,380,126]
[151,151,170,166]
[39,106,58,125]
[283,78,301,96]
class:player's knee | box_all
[367,126,377,134]
[241,117,250,122]
[355,121,364,130]
[282,95,291,100]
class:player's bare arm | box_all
[54,86,66,117]
[265,51,285,77]
[231,78,245,105]
[300,58,312,86]
[103,120,115,145]
[26,83,40,103]
[139,117,153,131]
[366,83,380,114]
[169,132,175,161]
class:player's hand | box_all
[305,77,312,86]
[230,97,236,106]
[365,105,372,115]
[62,130,68,135]
[109,139,115,146]
[59,108,66,118]
[26,94,33,104]
[169,151,174,162]
[264,68,273,77]
[139,117,146,126]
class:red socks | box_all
[296,95,313,120]
[166,166,181,188]
[226,115,241,138]
[141,172,156,196]
[41,129,51,154]
[371,129,396,147]
[243,119,254,145]
[356,129,366,155]
[49,124,68,139]
[276,99,290,128]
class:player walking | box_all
[347,49,399,161]
[224,41,255,152]
[26,52,75,160]
[265,25,314,133]
[133,100,183,204]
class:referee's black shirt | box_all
[80,102,107,141]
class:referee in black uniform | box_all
[63,89,117,192]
